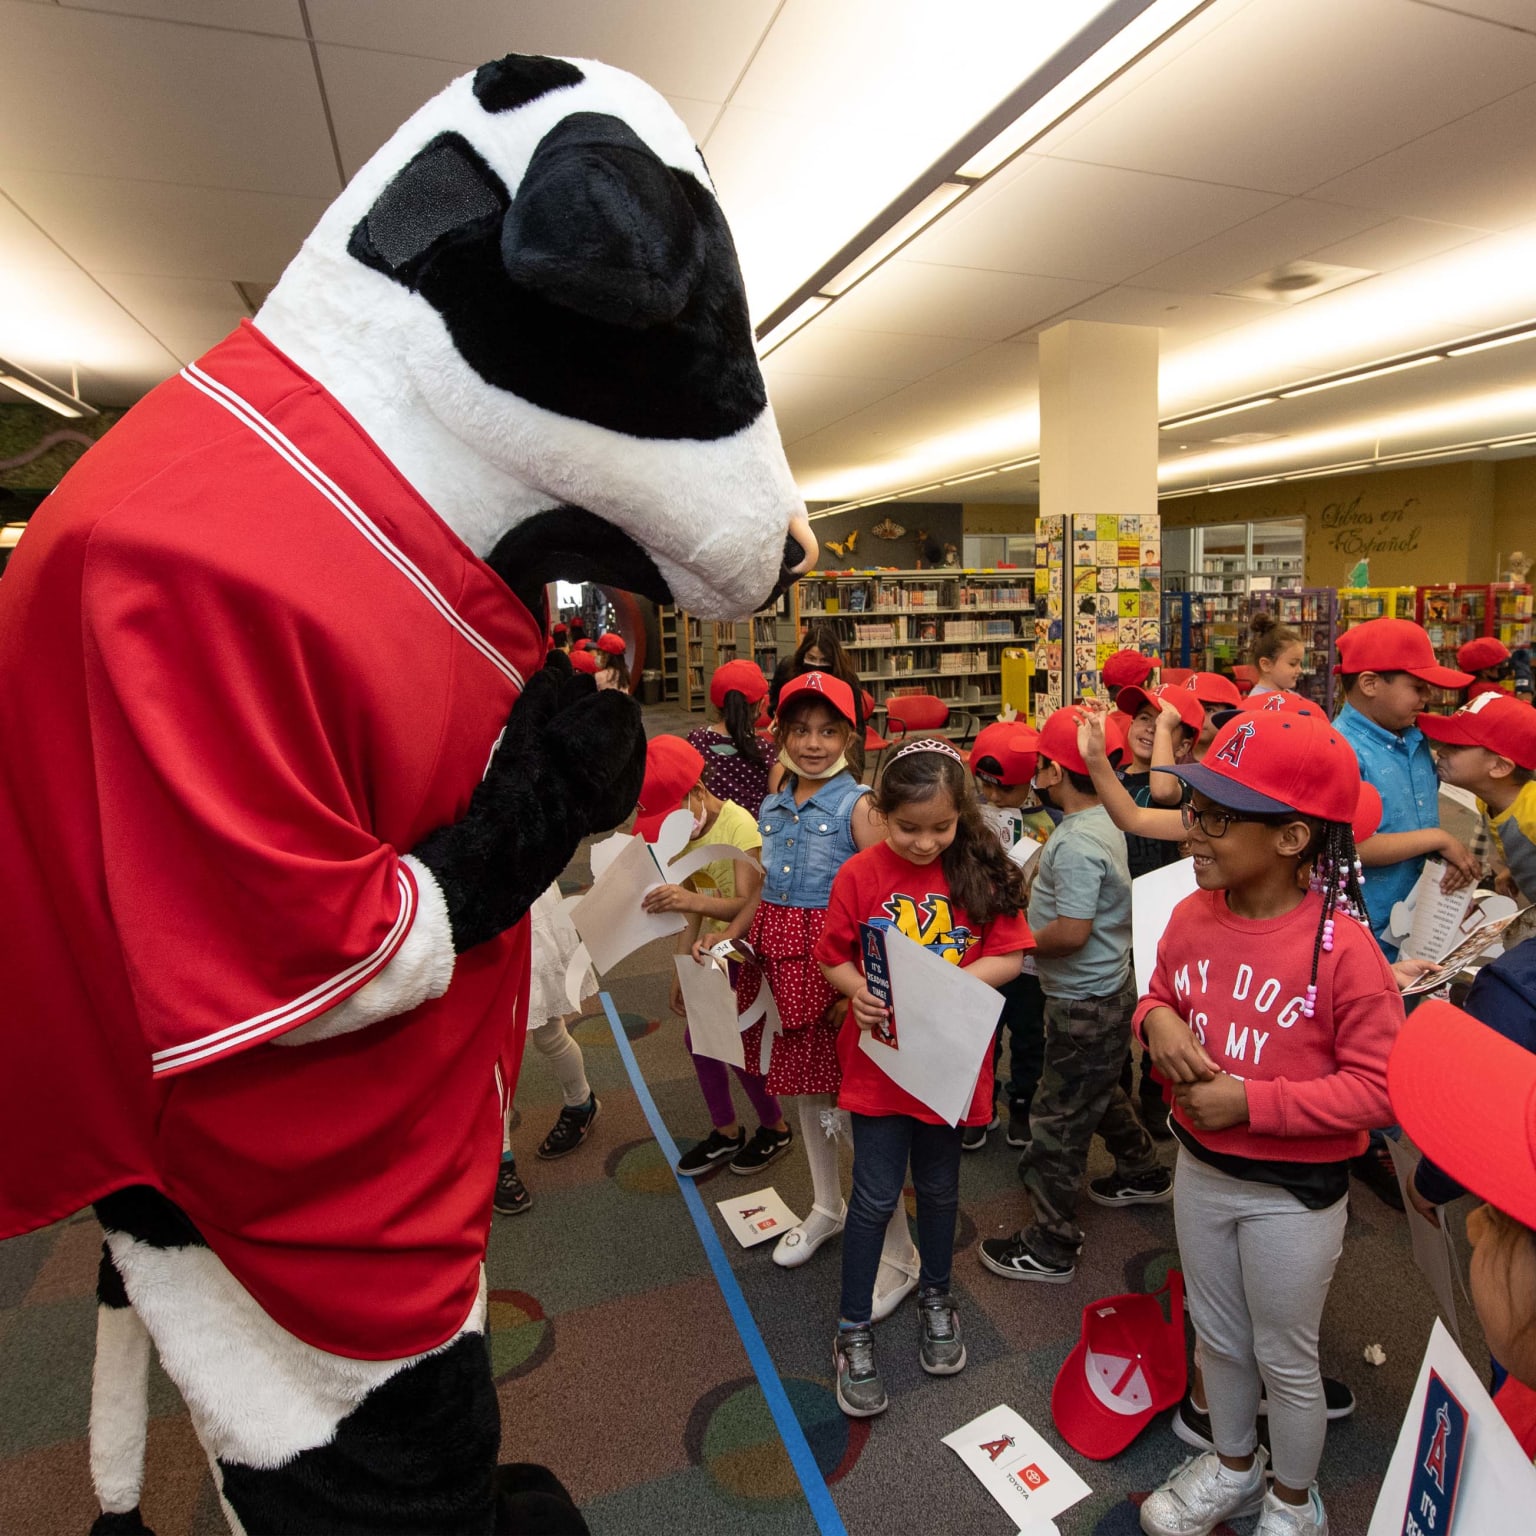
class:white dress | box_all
[527,882,596,1028]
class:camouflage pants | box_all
[1018,983,1158,1265]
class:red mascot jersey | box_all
[0,322,545,1359]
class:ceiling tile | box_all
[1127,197,1385,292]
[1304,216,1487,272]
[1045,0,1536,195]
[0,193,77,274]
[56,0,305,35]
[821,260,1103,342]
[4,172,330,283]
[767,323,986,383]
[0,1,337,195]
[914,156,1284,285]
[1053,284,1271,342]
[1406,0,1536,31]
[317,46,473,179]
[1308,82,1536,229]
[762,370,903,447]
[92,274,251,365]
[305,0,775,102]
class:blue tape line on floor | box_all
[601,992,848,1536]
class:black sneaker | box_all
[978,1233,1075,1283]
[1351,1143,1405,1210]
[493,1162,532,1216]
[1259,1377,1357,1421]
[536,1094,600,1160]
[1140,1094,1174,1141]
[730,1124,794,1175]
[1006,1106,1031,1148]
[917,1287,966,1375]
[677,1127,744,1177]
[1171,1391,1215,1451]
[1088,1167,1174,1206]
[961,1123,989,1152]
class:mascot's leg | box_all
[88,1242,157,1536]
[94,1188,587,1536]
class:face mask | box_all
[1031,775,1056,811]
[686,792,708,840]
[779,745,850,781]
[801,660,829,671]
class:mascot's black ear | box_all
[349,133,509,286]
[500,112,706,330]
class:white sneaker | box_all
[772,1202,846,1269]
[1140,1448,1268,1536]
[1255,1485,1328,1536]
[870,1246,921,1322]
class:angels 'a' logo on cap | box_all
[979,1434,1015,1462]
[802,671,827,692]
[1463,692,1499,716]
[1184,677,1199,690]
[1214,719,1257,766]
[1260,694,1287,712]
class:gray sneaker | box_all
[917,1287,966,1375]
[1140,1447,1268,1536]
[833,1324,888,1418]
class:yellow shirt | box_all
[685,799,762,934]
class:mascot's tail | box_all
[88,1242,156,1536]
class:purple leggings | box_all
[685,1029,782,1129]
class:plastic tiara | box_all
[888,737,966,767]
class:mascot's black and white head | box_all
[257,53,815,619]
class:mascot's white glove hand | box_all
[411,652,645,951]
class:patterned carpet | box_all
[0,732,1490,1533]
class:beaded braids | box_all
[874,737,1027,924]
[1300,818,1367,1019]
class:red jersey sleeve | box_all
[82,525,418,1077]
[974,908,1034,961]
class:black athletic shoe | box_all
[677,1127,744,1177]
[1171,1392,1215,1451]
[961,1123,989,1152]
[493,1162,532,1216]
[537,1094,600,1160]
[1351,1143,1405,1210]
[1006,1106,1031,1148]
[1260,1377,1357,1421]
[730,1124,794,1175]
[978,1233,1075,1283]
[1088,1167,1174,1206]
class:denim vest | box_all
[758,772,869,908]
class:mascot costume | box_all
[0,53,813,1536]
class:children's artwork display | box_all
[1035,509,1159,722]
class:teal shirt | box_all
[1027,805,1132,1000]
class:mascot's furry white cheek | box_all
[259,53,811,618]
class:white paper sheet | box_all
[715,1186,800,1247]
[673,953,744,1069]
[1367,1319,1536,1535]
[856,928,1003,1126]
[569,832,684,973]
[1132,858,1200,998]
[1384,1136,1463,1345]
[942,1405,1090,1530]
[1389,859,1478,962]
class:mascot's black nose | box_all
[771,532,812,602]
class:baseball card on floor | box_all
[715,1188,799,1247]
[942,1404,1090,1528]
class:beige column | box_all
[1034,320,1161,718]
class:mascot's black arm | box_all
[410,650,646,951]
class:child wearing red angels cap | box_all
[1102,649,1158,694]
[634,736,795,1177]
[1459,635,1514,701]
[1420,692,1536,905]
[1183,672,1244,757]
[1390,997,1536,1457]
[980,705,1172,1288]
[1133,711,1404,1536]
[685,659,777,817]
[969,720,1054,1150]
[594,631,630,693]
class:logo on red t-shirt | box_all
[874,894,975,962]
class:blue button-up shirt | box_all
[1334,701,1440,957]
[758,772,869,908]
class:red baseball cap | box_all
[1353,781,1383,844]
[1159,709,1362,823]
[1183,671,1243,710]
[1102,650,1157,690]
[1468,681,1509,700]
[709,658,769,709]
[1457,636,1510,673]
[1334,618,1472,687]
[552,622,568,635]
[1417,691,1536,770]
[1116,683,1205,736]
[597,632,627,656]
[573,638,594,652]
[1390,999,1536,1229]
[1052,1271,1186,1460]
[1210,690,1327,730]
[778,670,856,725]
[1038,705,1129,777]
[632,736,706,843]
[569,648,599,674]
[969,721,1041,787]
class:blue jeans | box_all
[839,1112,963,1324]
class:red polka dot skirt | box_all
[737,902,843,1097]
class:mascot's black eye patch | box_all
[473,54,585,113]
[349,133,508,282]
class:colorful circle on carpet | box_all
[686,1376,868,1501]
[487,1289,554,1383]
[580,1009,660,1043]
[605,1137,677,1195]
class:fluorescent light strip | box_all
[1277,354,1441,399]
[1160,397,1280,429]
[808,455,1040,519]
[820,183,971,296]
[0,370,89,418]
[1445,329,1536,357]
[758,295,834,358]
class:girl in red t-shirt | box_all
[814,739,1031,1418]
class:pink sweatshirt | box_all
[1134,889,1404,1163]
